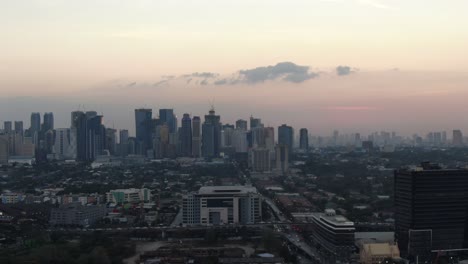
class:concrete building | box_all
[53,128,73,159]
[106,188,151,204]
[202,108,221,158]
[278,124,294,155]
[235,119,247,131]
[453,129,463,146]
[183,186,262,226]
[0,135,9,165]
[360,243,400,264]
[299,128,309,151]
[3,121,12,134]
[134,108,153,155]
[232,129,248,153]
[192,116,201,157]
[1,192,24,204]
[50,203,107,227]
[275,144,289,173]
[249,147,271,172]
[309,209,355,262]
[395,162,468,261]
[180,113,192,157]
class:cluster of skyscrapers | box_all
[2,107,468,168]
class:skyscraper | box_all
[192,116,201,157]
[159,109,177,133]
[71,111,105,161]
[30,112,41,144]
[452,129,463,146]
[105,128,117,155]
[134,108,153,155]
[395,162,468,261]
[0,135,9,165]
[180,113,192,157]
[86,115,105,161]
[14,121,23,136]
[299,128,309,151]
[71,111,86,160]
[202,108,221,158]
[278,124,294,155]
[275,144,289,173]
[43,112,54,132]
[249,147,271,172]
[250,116,263,129]
[3,121,12,134]
[119,129,129,157]
[53,128,72,159]
[235,119,248,131]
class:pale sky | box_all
[1,0,468,135]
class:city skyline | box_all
[2,105,468,138]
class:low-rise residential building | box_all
[49,203,107,226]
[1,192,24,204]
[106,188,151,204]
[360,243,400,264]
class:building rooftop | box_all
[109,188,146,193]
[362,243,400,256]
[198,186,258,195]
[313,211,355,227]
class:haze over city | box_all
[2,0,468,134]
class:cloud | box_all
[214,79,228,85]
[153,80,169,87]
[237,62,319,84]
[336,65,354,76]
[126,82,137,87]
[190,72,219,78]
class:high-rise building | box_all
[86,115,105,161]
[249,147,271,172]
[159,109,177,133]
[395,162,468,261]
[0,135,9,165]
[250,116,263,129]
[14,121,23,136]
[53,128,73,159]
[182,186,262,226]
[180,114,192,157]
[275,144,289,173]
[235,119,248,131]
[105,128,117,155]
[135,108,153,155]
[299,128,309,151]
[202,108,221,158]
[3,121,12,134]
[452,129,463,146]
[251,127,265,147]
[232,129,248,153]
[192,116,201,157]
[222,124,234,148]
[119,129,129,157]
[71,111,105,161]
[43,112,54,132]
[30,112,41,144]
[310,209,355,262]
[278,124,294,155]
[44,129,55,154]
